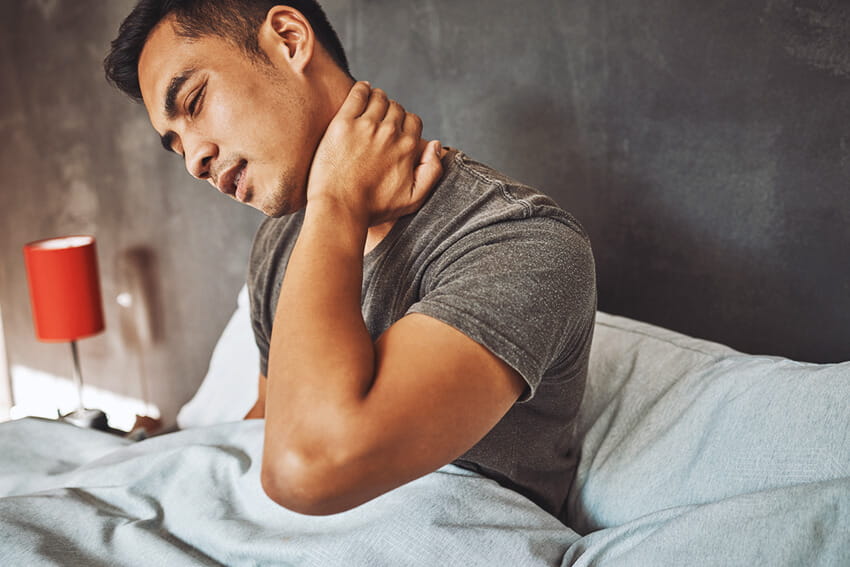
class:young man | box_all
[105,0,597,521]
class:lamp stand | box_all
[70,340,84,411]
[59,340,109,431]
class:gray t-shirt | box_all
[249,149,597,520]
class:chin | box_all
[265,208,289,219]
[256,200,287,218]
[257,191,306,218]
[253,174,307,218]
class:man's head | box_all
[104,0,354,216]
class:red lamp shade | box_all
[23,235,105,342]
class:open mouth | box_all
[218,160,248,202]
[233,160,248,202]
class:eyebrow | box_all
[159,67,197,155]
[164,67,197,120]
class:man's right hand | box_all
[305,81,443,228]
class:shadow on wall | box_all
[115,247,163,411]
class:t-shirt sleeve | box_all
[247,220,275,378]
[405,217,596,402]
[251,291,270,377]
[246,212,304,379]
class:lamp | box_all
[23,235,109,430]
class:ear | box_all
[257,6,315,74]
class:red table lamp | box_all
[23,235,109,430]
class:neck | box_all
[364,140,449,256]
[314,67,356,129]
[311,68,449,254]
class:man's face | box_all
[138,19,321,217]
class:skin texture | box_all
[137,6,525,515]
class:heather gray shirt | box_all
[249,149,597,520]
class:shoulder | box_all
[419,150,593,272]
[433,150,590,242]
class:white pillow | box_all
[176,285,259,429]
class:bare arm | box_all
[260,83,524,515]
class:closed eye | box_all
[188,82,207,117]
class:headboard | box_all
[323,0,850,363]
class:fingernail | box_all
[363,81,371,87]
[435,142,442,156]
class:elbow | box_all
[260,448,360,516]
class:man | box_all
[105,0,596,521]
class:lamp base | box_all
[59,408,110,431]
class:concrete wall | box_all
[329,0,849,363]
[0,1,263,428]
[1,1,847,428]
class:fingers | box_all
[410,139,444,204]
[346,82,412,135]
[362,88,390,122]
[402,111,423,138]
[337,81,372,119]
[385,100,406,129]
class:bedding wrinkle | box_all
[1,505,114,567]
[583,346,707,472]
[568,311,850,548]
[62,487,168,552]
[567,477,850,566]
[2,487,228,566]
[3,304,850,565]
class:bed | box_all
[1,286,848,566]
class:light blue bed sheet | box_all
[0,417,577,566]
[564,313,850,566]
[2,415,848,566]
[2,311,850,566]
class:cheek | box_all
[205,73,313,166]
[202,91,241,140]
[213,90,297,154]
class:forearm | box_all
[264,199,373,445]
[259,82,446,515]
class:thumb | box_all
[411,140,444,202]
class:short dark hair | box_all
[104,0,351,101]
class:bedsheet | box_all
[0,417,578,566]
[1,415,849,566]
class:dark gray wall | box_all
[1,1,263,426]
[328,0,849,363]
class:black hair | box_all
[104,0,351,101]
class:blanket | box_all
[2,415,848,566]
[0,417,578,566]
[3,312,849,565]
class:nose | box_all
[184,139,218,181]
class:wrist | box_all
[301,196,369,253]
[304,194,370,241]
